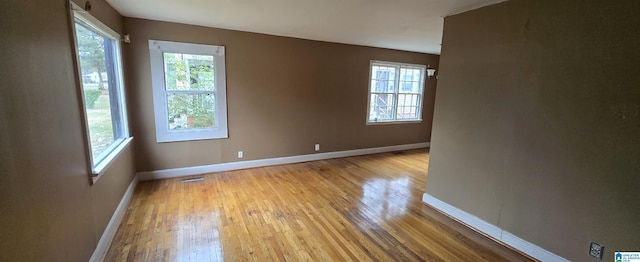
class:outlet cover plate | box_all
[589,242,604,260]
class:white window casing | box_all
[367,60,426,124]
[148,40,228,142]
[70,1,132,181]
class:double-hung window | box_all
[71,2,131,179]
[367,61,426,124]
[149,40,228,142]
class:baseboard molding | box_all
[422,193,568,262]
[138,142,430,181]
[90,175,139,262]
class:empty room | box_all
[1,0,638,261]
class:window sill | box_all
[156,130,228,143]
[91,136,133,184]
[366,119,423,125]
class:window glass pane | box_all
[163,53,215,91]
[397,106,419,119]
[413,68,422,80]
[369,94,395,121]
[371,65,396,92]
[397,94,420,119]
[399,68,422,93]
[75,22,116,160]
[167,93,216,130]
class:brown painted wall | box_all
[0,0,136,261]
[125,18,439,172]
[427,0,640,260]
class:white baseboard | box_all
[90,176,139,262]
[422,193,503,240]
[422,193,568,262]
[138,142,430,181]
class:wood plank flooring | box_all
[104,149,533,261]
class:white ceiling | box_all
[106,0,506,54]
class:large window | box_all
[71,2,131,178]
[367,61,426,124]
[149,40,228,142]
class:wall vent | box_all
[180,176,204,183]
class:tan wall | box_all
[0,0,136,261]
[427,0,640,260]
[125,18,439,172]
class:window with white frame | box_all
[367,61,426,124]
[149,40,228,142]
[71,2,131,177]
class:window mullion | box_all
[416,94,422,119]
[392,65,401,121]
[166,90,215,95]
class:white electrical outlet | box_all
[237,151,243,159]
[314,144,320,152]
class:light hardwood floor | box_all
[104,149,533,261]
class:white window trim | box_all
[148,40,228,142]
[366,60,426,125]
[92,137,133,176]
[69,1,131,182]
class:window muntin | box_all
[149,40,228,142]
[71,2,130,177]
[367,61,426,123]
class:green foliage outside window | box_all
[84,89,102,109]
[76,23,108,90]
[164,53,216,129]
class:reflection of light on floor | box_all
[175,212,224,261]
[361,177,410,220]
